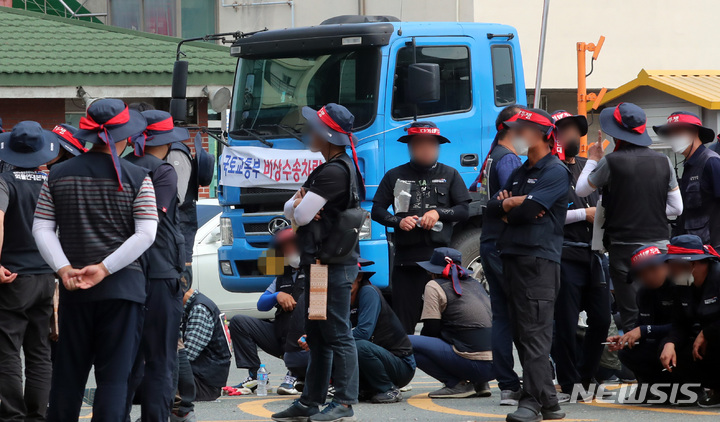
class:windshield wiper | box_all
[257,124,305,145]
[229,128,274,147]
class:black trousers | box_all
[125,278,183,422]
[228,314,309,378]
[47,299,143,422]
[173,343,196,415]
[356,339,415,394]
[194,376,222,401]
[502,255,560,412]
[552,258,611,393]
[391,264,432,334]
[0,273,55,422]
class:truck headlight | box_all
[220,217,233,246]
[220,260,233,275]
[359,213,371,240]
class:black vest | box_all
[351,282,413,357]
[49,153,150,304]
[603,146,670,243]
[480,145,515,243]
[126,154,185,279]
[675,145,720,248]
[0,170,52,274]
[563,157,600,262]
[169,143,198,262]
[273,267,305,344]
[182,292,231,387]
[437,277,493,354]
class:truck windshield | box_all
[230,48,380,138]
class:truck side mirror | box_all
[170,60,189,122]
[406,63,440,104]
[460,153,479,167]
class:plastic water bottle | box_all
[257,364,268,396]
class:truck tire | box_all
[451,227,488,292]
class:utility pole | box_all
[577,36,606,157]
[533,0,550,108]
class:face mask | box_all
[672,270,695,287]
[669,135,693,154]
[511,136,529,156]
[285,253,301,269]
[563,140,581,158]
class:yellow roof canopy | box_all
[590,69,720,111]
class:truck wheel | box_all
[451,228,488,292]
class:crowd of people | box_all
[0,96,719,422]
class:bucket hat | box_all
[132,110,190,155]
[397,121,450,144]
[652,111,715,144]
[665,234,720,262]
[52,124,87,156]
[599,102,652,147]
[418,247,468,295]
[0,121,58,168]
[551,110,588,136]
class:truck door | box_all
[384,36,479,184]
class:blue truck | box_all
[209,15,526,293]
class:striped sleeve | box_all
[34,180,55,220]
[134,176,158,221]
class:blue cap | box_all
[665,234,720,262]
[301,103,355,147]
[0,121,59,168]
[599,102,652,147]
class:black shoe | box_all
[541,404,565,420]
[474,381,493,397]
[506,407,542,422]
[309,402,356,421]
[370,388,403,403]
[699,389,720,408]
[271,400,319,422]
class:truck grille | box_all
[244,222,270,235]
[239,187,295,214]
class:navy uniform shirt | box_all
[494,153,570,263]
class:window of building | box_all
[491,45,516,106]
[392,45,471,120]
[181,0,217,38]
[109,0,181,36]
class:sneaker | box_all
[699,389,720,408]
[399,384,413,392]
[557,392,571,404]
[272,399,319,422]
[309,402,356,422]
[370,388,403,403]
[170,411,197,422]
[475,382,492,397]
[500,389,522,406]
[428,380,476,399]
[326,384,336,398]
[277,373,301,395]
[234,376,258,391]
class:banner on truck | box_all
[219,146,325,189]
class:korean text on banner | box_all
[220,146,325,190]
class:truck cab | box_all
[217,16,526,293]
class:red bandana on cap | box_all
[316,106,366,199]
[79,106,131,191]
[631,246,662,266]
[132,116,175,156]
[665,113,702,126]
[441,256,467,296]
[406,126,441,136]
[52,125,88,153]
[505,109,560,158]
[667,244,720,258]
[613,102,646,134]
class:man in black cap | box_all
[575,102,683,333]
[549,111,610,400]
[607,245,674,392]
[0,121,59,422]
[32,98,157,422]
[124,110,189,421]
[660,235,720,407]
[274,103,364,422]
[371,121,470,334]
[486,108,570,422]
[654,112,720,249]
[350,259,415,404]
[48,123,87,168]
[476,105,524,406]
[409,247,494,399]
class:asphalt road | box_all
[98,351,720,422]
